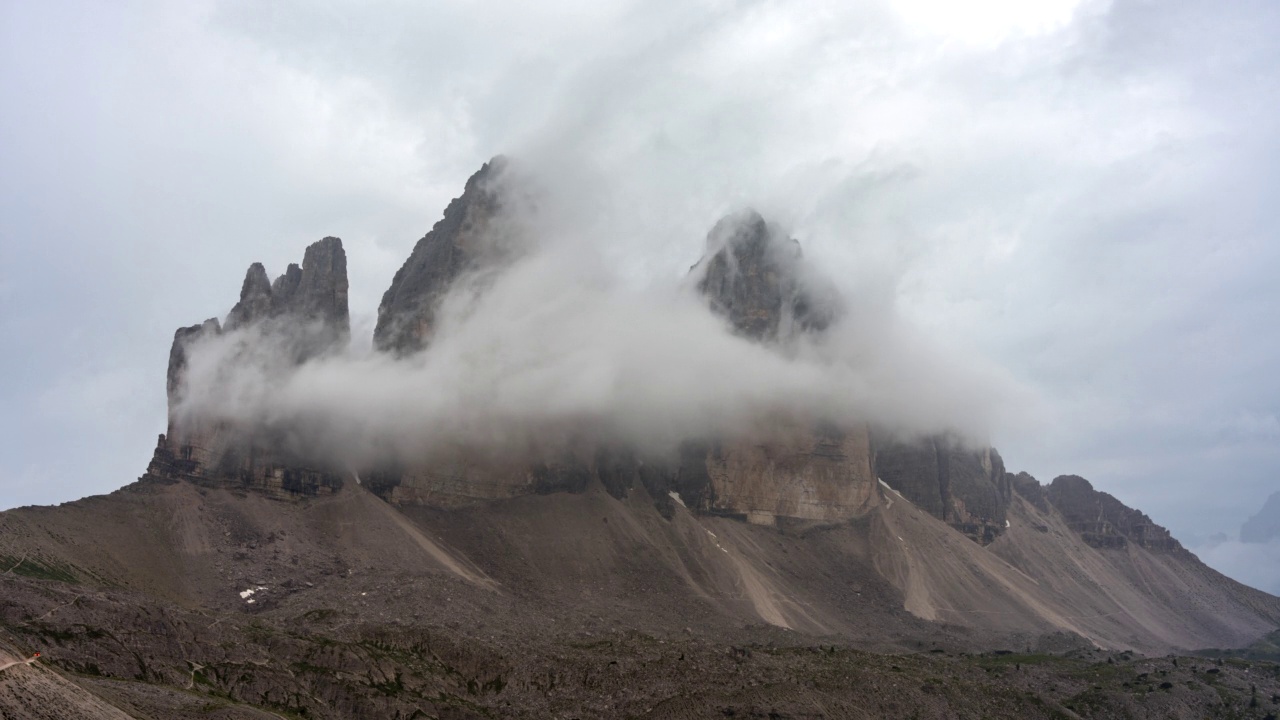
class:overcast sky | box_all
[2,0,1278,588]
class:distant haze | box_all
[2,1,1279,588]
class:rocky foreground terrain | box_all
[3,159,1280,719]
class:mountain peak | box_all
[693,208,836,342]
[1046,474,1182,552]
[374,158,509,355]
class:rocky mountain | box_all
[1242,490,1280,543]
[151,236,350,500]
[3,158,1280,719]
[373,158,508,355]
[692,209,838,342]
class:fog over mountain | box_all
[3,0,1280,588]
[172,162,1023,474]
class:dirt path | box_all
[0,655,38,673]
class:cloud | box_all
[174,193,1027,471]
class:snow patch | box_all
[878,478,905,499]
[239,586,267,601]
[668,491,686,508]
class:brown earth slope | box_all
[2,474,1280,718]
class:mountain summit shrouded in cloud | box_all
[5,152,1280,717]
[167,157,1025,481]
[3,0,1280,612]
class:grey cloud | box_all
[174,192,1025,473]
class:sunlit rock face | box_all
[145,237,351,499]
[373,158,508,356]
[695,424,878,524]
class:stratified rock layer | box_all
[1043,474,1181,552]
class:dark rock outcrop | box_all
[692,209,837,342]
[374,158,508,355]
[1044,474,1182,552]
[220,236,349,362]
[222,237,348,342]
[1009,471,1050,513]
[164,236,350,421]
[225,263,273,331]
[874,434,1012,544]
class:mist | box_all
[172,164,1028,470]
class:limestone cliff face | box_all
[698,426,878,524]
[222,236,350,362]
[873,435,1011,544]
[147,237,351,499]
[374,158,508,355]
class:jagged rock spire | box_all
[225,263,272,331]
[374,157,508,355]
[163,236,350,435]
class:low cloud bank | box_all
[173,184,1030,470]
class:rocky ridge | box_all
[373,158,508,355]
[4,156,1280,718]
[148,159,1203,551]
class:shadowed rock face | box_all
[165,318,221,416]
[152,236,351,500]
[873,434,1012,545]
[1009,471,1049,513]
[374,158,507,355]
[693,209,836,342]
[222,236,350,363]
[1043,474,1182,552]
